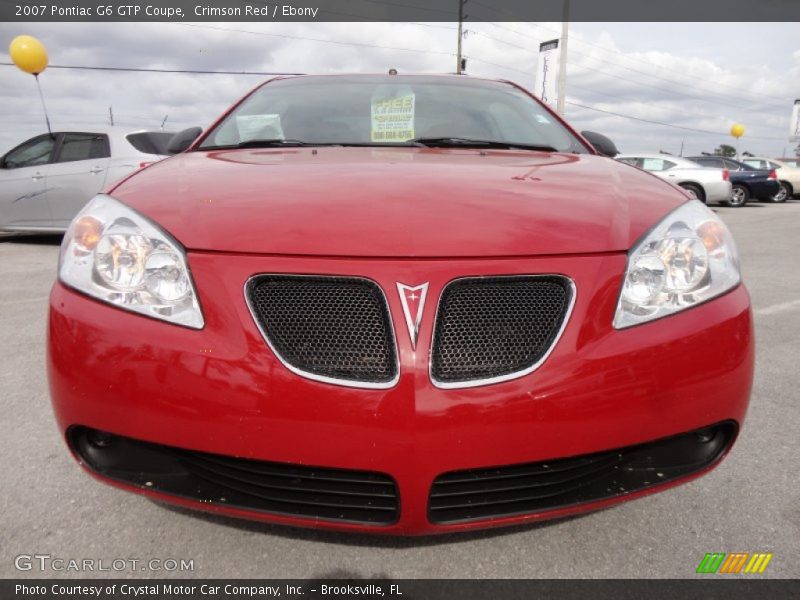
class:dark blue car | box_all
[688,156,779,206]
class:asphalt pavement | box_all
[1,200,798,579]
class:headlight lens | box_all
[613,200,740,328]
[59,195,204,329]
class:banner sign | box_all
[535,39,561,110]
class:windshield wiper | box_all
[201,139,322,150]
[408,137,556,152]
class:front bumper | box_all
[48,252,754,535]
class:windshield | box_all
[198,75,588,153]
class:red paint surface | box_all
[110,147,682,258]
[48,75,754,534]
[48,254,753,534]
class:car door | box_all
[46,132,111,229]
[0,134,57,230]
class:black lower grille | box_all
[70,427,400,525]
[429,422,736,524]
[246,275,398,386]
[431,276,572,385]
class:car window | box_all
[2,135,56,169]
[198,75,588,153]
[55,133,110,163]
[743,159,765,169]
[617,157,642,167]
[768,161,782,170]
[722,159,743,170]
[692,157,719,168]
[641,158,676,171]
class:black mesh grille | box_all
[429,422,737,524]
[70,427,400,525]
[431,276,572,384]
[247,276,397,384]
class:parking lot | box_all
[1,200,798,579]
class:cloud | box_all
[0,21,797,157]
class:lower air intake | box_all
[70,427,400,526]
[429,422,736,524]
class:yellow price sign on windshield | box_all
[371,94,415,142]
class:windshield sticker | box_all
[236,114,284,142]
[371,94,415,142]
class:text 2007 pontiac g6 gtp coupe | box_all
[48,74,753,534]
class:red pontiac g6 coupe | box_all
[48,74,754,535]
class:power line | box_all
[465,28,538,53]
[478,22,786,112]
[566,101,787,140]
[560,39,787,111]
[179,22,532,75]
[0,62,299,75]
[481,18,789,110]
[180,22,457,57]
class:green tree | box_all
[714,144,736,157]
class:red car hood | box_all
[110,147,684,257]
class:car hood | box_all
[110,147,685,257]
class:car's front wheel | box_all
[770,182,791,203]
[725,184,749,207]
[679,183,706,203]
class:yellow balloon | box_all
[730,123,745,139]
[9,35,49,75]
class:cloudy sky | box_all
[1,21,798,157]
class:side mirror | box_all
[581,131,618,158]
[166,127,203,154]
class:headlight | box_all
[613,200,740,329]
[58,195,204,329]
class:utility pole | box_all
[456,0,466,74]
[108,106,114,126]
[556,0,570,116]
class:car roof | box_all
[688,155,745,164]
[19,126,172,142]
[618,153,682,159]
[265,73,519,89]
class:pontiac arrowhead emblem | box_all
[396,282,429,350]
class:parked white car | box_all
[616,153,733,206]
[0,127,174,233]
[741,157,800,202]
